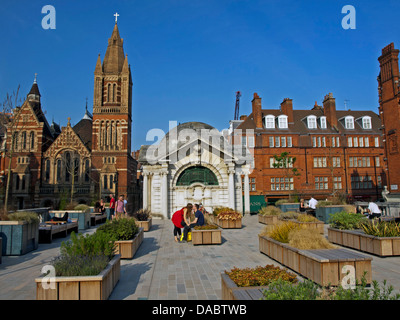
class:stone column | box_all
[142,171,148,210]
[160,164,169,218]
[227,163,235,210]
[242,165,250,214]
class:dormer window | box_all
[264,115,275,129]
[362,116,372,129]
[320,116,327,129]
[345,116,354,129]
[307,115,317,129]
[278,115,288,129]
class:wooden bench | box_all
[39,219,78,243]
[90,213,107,226]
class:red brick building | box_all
[231,91,385,205]
[378,42,400,195]
[0,22,141,211]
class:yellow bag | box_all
[180,232,192,242]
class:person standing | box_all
[299,199,306,213]
[109,194,116,219]
[115,195,126,218]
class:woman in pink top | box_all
[115,195,126,217]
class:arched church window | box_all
[103,175,108,189]
[22,131,27,150]
[65,152,71,182]
[176,166,219,186]
[30,131,35,150]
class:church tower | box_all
[378,42,400,194]
[91,19,136,209]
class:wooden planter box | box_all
[259,235,372,286]
[0,237,2,264]
[113,228,144,259]
[215,218,242,229]
[328,227,400,257]
[258,214,279,225]
[0,221,39,256]
[191,228,222,245]
[221,273,268,300]
[35,254,120,300]
[135,217,152,232]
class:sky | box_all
[0,0,399,151]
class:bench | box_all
[39,219,78,243]
[90,213,107,226]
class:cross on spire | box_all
[34,73,38,84]
[114,12,119,23]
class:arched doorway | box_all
[173,165,220,213]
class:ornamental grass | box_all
[288,228,336,250]
[361,221,400,237]
[296,213,320,223]
[258,206,282,216]
[226,265,298,287]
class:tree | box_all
[272,151,300,200]
[1,86,23,216]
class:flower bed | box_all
[212,207,242,229]
[221,265,298,300]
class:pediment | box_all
[43,125,90,158]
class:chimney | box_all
[378,42,399,102]
[252,93,263,128]
[280,98,294,123]
[323,93,337,129]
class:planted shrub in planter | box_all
[258,206,282,225]
[192,224,222,245]
[0,211,40,256]
[131,208,152,231]
[328,214,400,256]
[261,276,400,300]
[36,230,120,300]
[97,217,143,259]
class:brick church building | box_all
[0,22,141,211]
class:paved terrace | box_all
[1,214,400,300]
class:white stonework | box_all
[139,122,253,218]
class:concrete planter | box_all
[316,206,347,223]
[328,227,400,257]
[35,254,121,300]
[50,210,90,230]
[276,203,300,213]
[0,221,39,256]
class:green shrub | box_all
[262,275,400,300]
[52,254,110,276]
[7,211,39,224]
[316,200,333,207]
[275,199,289,205]
[97,217,139,241]
[60,231,115,260]
[262,279,320,300]
[226,265,298,287]
[328,211,367,230]
[131,208,151,221]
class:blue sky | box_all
[0,0,399,151]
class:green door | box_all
[243,195,267,214]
